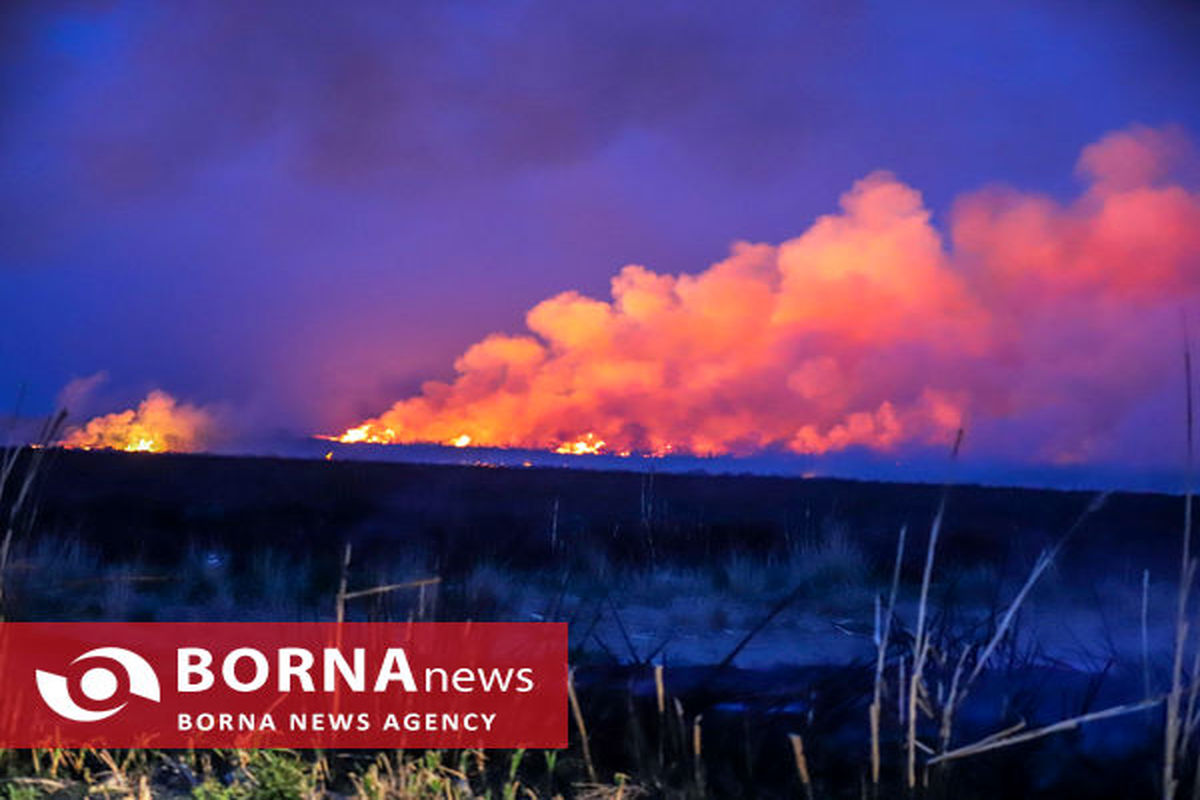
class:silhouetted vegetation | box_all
[2,450,1197,798]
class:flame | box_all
[60,390,216,453]
[328,126,1200,463]
[333,423,396,444]
[554,433,606,455]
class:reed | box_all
[1166,318,1198,800]
[929,696,1164,766]
[870,525,905,786]
[568,668,598,784]
[691,713,703,796]
[789,733,814,800]
[907,498,944,789]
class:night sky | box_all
[3,2,1200,479]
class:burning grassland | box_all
[59,390,217,453]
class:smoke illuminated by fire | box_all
[332,125,1200,463]
[61,390,216,453]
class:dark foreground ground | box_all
[26,450,1186,575]
[2,449,1195,798]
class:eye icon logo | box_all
[35,648,161,722]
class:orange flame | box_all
[554,433,606,455]
[332,423,395,445]
[61,390,215,453]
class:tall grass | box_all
[870,524,905,786]
[1165,318,1199,800]
[0,410,65,620]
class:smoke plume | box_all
[337,125,1200,464]
[61,391,218,453]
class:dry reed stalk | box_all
[868,703,879,792]
[568,669,598,783]
[937,644,973,755]
[966,719,1026,751]
[550,496,560,553]
[929,696,1163,766]
[1167,556,1197,800]
[1167,316,1197,800]
[335,542,352,624]
[330,542,353,719]
[674,698,688,773]
[789,733,814,800]
[965,548,1053,688]
[5,778,67,793]
[655,662,666,771]
[906,498,946,789]
[0,528,12,615]
[870,525,906,785]
[904,431,965,780]
[907,639,932,788]
[340,576,441,601]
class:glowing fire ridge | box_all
[321,427,617,456]
[554,433,606,455]
[327,126,1200,464]
[318,426,679,458]
[61,390,215,453]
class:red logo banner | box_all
[0,622,567,748]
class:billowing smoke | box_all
[61,391,217,453]
[337,125,1200,464]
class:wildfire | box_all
[319,426,474,450]
[324,126,1200,464]
[329,423,396,444]
[554,434,606,455]
[60,390,215,453]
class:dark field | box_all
[26,450,1184,574]
[2,449,1195,798]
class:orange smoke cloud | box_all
[61,390,217,453]
[335,125,1200,463]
